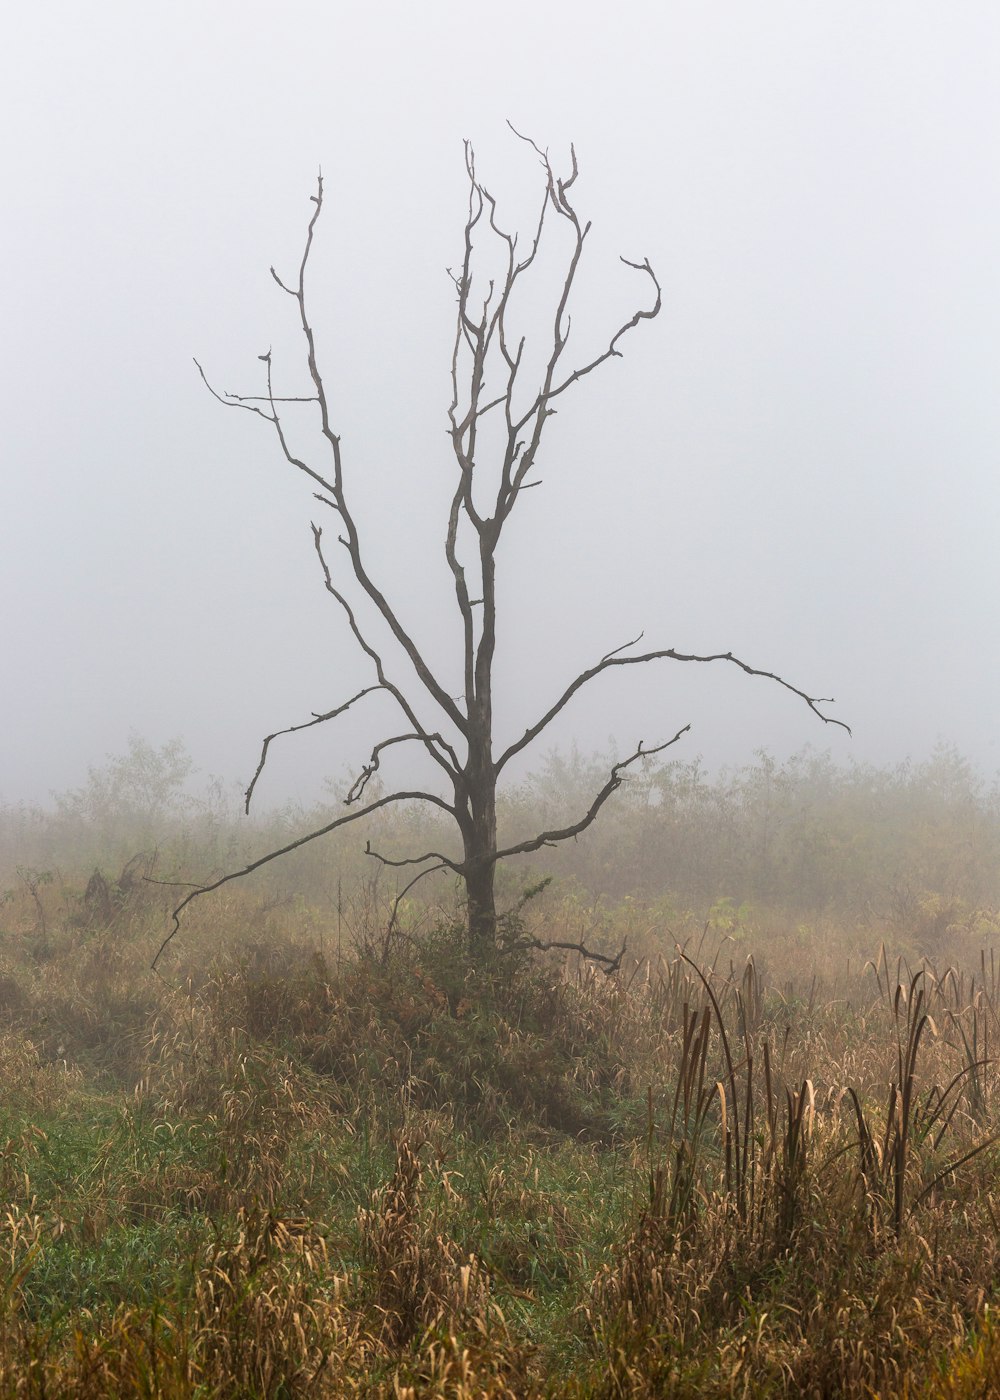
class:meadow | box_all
[1,740,1000,1395]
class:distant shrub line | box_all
[3,738,998,923]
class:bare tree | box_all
[158,130,848,967]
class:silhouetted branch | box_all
[310,527,463,781]
[286,178,470,736]
[347,731,451,805]
[546,256,661,403]
[493,729,690,860]
[526,935,627,975]
[497,644,850,774]
[386,861,452,937]
[245,685,385,812]
[193,358,276,424]
[365,841,460,872]
[153,787,459,970]
[485,151,659,528]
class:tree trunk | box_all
[463,693,497,953]
[464,850,497,952]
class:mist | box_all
[3,2,999,810]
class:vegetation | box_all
[1,740,1000,1393]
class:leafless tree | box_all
[157,129,848,967]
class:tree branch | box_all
[245,685,384,812]
[365,842,460,872]
[346,731,452,805]
[525,935,627,975]
[493,729,690,861]
[490,139,662,526]
[232,176,471,738]
[193,358,276,425]
[497,644,850,774]
[311,526,463,782]
[152,787,459,970]
[385,861,452,938]
[545,256,662,404]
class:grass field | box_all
[0,871,999,1397]
[3,743,1000,1394]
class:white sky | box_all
[2,2,999,807]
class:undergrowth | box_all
[0,876,999,1394]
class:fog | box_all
[3,2,999,810]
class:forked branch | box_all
[245,685,384,812]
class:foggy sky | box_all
[3,2,1000,809]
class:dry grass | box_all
[0,872,999,1394]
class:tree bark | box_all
[463,685,498,950]
[464,847,498,951]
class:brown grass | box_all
[1,871,1000,1393]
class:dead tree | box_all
[158,130,848,966]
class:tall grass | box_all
[0,868,998,1392]
[1,740,1000,1391]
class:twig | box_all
[245,685,384,812]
